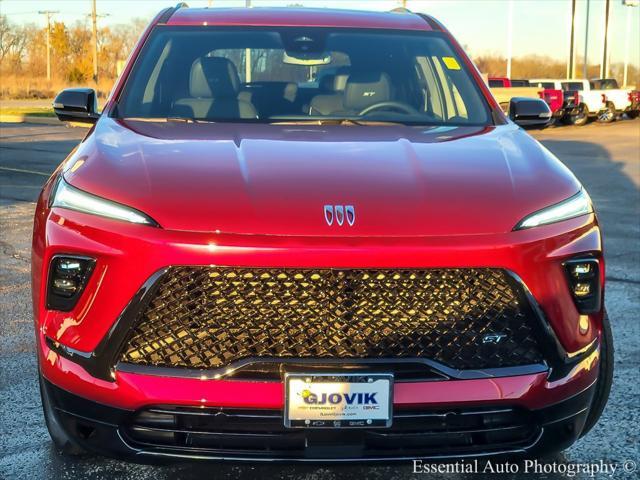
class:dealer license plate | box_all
[284,373,393,428]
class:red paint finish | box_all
[489,77,512,88]
[166,7,432,31]
[35,204,601,356]
[64,119,581,237]
[39,331,599,412]
[33,7,605,430]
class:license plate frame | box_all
[284,372,393,429]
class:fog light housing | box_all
[46,255,95,311]
[563,258,601,313]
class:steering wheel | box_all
[358,101,419,116]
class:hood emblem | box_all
[324,205,355,227]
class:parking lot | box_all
[0,120,638,479]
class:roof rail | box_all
[390,8,442,31]
[416,13,444,31]
[158,3,188,24]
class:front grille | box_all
[124,406,539,458]
[119,267,543,371]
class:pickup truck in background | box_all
[488,77,530,87]
[590,79,640,120]
[489,77,564,125]
[554,78,638,125]
[530,79,587,126]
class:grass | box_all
[0,107,55,118]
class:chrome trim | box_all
[323,205,355,227]
[345,205,356,226]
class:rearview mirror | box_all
[53,88,100,124]
[283,51,331,66]
[509,97,552,128]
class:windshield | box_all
[116,27,491,126]
[532,82,554,89]
[590,79,619,90]
[562,82,584,91]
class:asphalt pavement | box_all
[0,120,638,479]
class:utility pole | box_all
[567,0,577,79]
[38,10,58,82]
[583,0,590,78]
[622,0,640,87]
[92,0,98,82]
[87,2,109,83]
[506,0,513,79]
[601,0,611,78]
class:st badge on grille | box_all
[324,205,355,226]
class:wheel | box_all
[580,310,614,437]
[597,103,616,123]
[566,104,588,126]
[39,374,87,455]
[625,110,639,120]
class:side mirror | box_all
[509,97,552,128]
[53,88,100,124]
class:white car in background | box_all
[530,78,638,126]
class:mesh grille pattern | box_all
[120,268,543,370]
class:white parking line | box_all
[0,166,50,177]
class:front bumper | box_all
[43,375,596,463]
[33,200,605,460]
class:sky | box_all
[1,0,639,71]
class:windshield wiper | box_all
[120,117,217,124]
[269,118,404,126]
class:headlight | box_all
[514,189,593,230]
[51,176,159,226]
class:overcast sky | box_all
[2,0,639,70]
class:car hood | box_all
[64,117,581,236]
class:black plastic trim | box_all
[503,271,600,381]
[41,377,596,463]
[562,257,602,314]
[46,268,169,381]
[157,6,180,25]
[115,357,548,382]
[46,255,96,312]
[415,13,444,31]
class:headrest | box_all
[283,82,298,103]
[344,72,391,110]
[319,74,336,92]
[319,69,350,92]
[189,57,240,98]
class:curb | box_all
[0,114,89,127]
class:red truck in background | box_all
[488,77,530,88]
[489,77,564,124]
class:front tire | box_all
[39,374,87,455]
[580,311,614,437]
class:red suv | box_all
[34,6,612,462]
